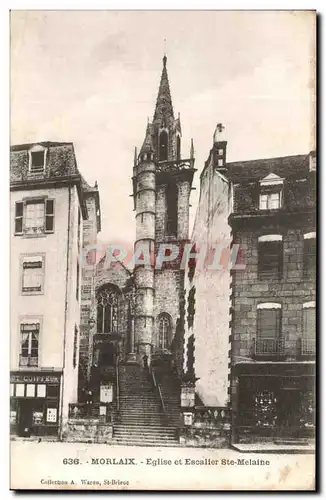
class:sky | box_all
[10,10,316,246]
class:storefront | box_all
[10,371,62,437]
[232,362,315,444]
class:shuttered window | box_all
[257,308,281,339]
[14,199,55,235]
[258,238,283,279]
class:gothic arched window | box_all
[166,182,178,237]
[159,130,168,161]
[158,314,172,349]
[176,135,181,160]
[97,286,119,334]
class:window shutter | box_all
[45,199,54,232]
[258,241,283,279]
[15,202,23,234]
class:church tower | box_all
[133,55,196,366]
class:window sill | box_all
[21,290,44,296]
[14,232,54,238]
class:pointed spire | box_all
[153,55,174,122]
[190,138,194,159]
[134,147,138,166]
[140,122,154,154]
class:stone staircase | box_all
[111,364,180,447]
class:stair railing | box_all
[150,365,168,424]
[115,358,120,421]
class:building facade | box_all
[10,142,88,438]
[183,125,232,407]
[228,152,316,445]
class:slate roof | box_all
[227,154,311,184]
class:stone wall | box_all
[230,224,316,360]
[65,419,113,443]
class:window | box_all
[76,261,80,301]
[259,191,282,210]
[187,286,196,329]
[159,130,168,161]
[15,198,55,235]
[256,303,282,355]
[166,183,178,237]
[303,233,316,278]
[20,321,39,367]
[158,314,171,349]
[217,159,224,167]
[77,208,81,249]
[21,255,45,294]
[302,302,316,355]
[176,135,181,160]
[218,149,224,155]
[73,325,78,368]
[258,235,283,280]
[97,287,119,333]
[259,173,283,210]
[30,151,45,173]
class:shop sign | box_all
[183,412,194,426]
[46,408,57,423]
[100,384,113,403]
[10,372,61,385]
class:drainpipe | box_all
[59,182,72,440]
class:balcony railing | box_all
[300,338,316,356]
[19,355,38,367]
[254,338,285,357]
[156,158,195,173]
[253,338,315,359]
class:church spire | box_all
[153,55,174,123]
[140,122,154,155]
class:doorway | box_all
[18,399,33,437]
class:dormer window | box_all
[28,145,47,174]
[259,173,284,210]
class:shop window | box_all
[26,384,35,397]
[258,235,283,280]
[159,130,168,161]
[157,313,172,349]
[303,233,316,278]
[37,384,46,398]
[97,286,119,334]
[16,384,25,397]
[47,385,59,399]
[21,255,45,294]
[20,321,39,367]
[14,198,55,236]
[166,183,178,237]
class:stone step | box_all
[110,439,180,447]
[114,429,177,437]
